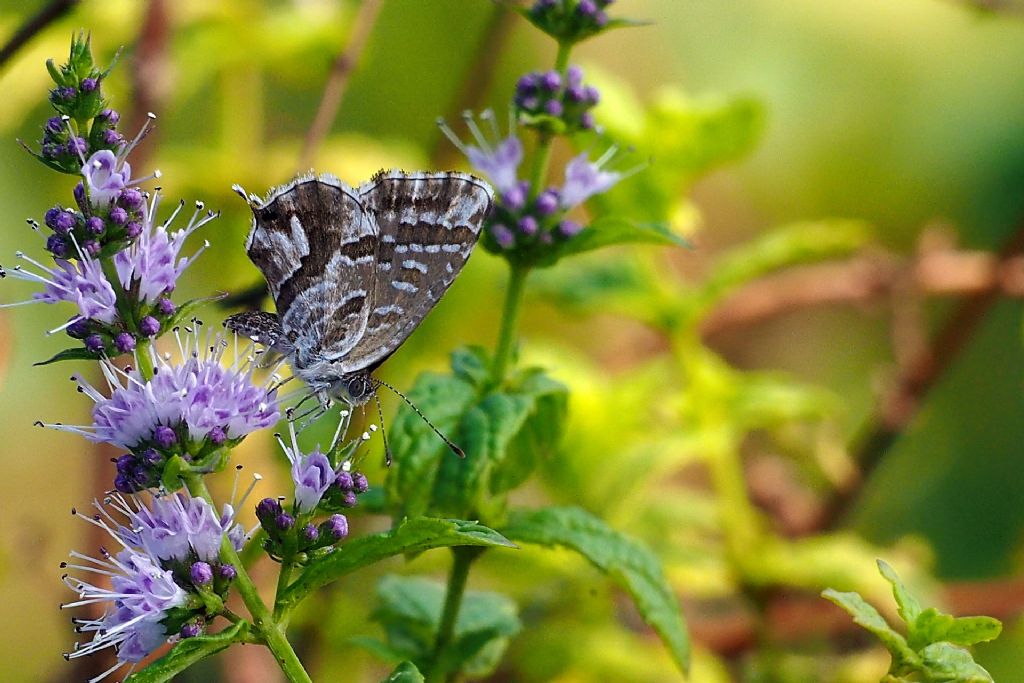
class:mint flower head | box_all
[45,327,280,491]
[558,149,622,209]
[1,191,213,352]
[62,492,246,677]
[438,110,523,196]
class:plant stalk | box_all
[489,263,529,387]
[427,546,485,683]
[183,474,313,683]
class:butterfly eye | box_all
[346,375,372,401]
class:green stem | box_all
[100,256,136,328]
[554,40,571,72]
[183,474,312,683]
[489,263,529,387]
[274,555,295,622]
[426,546,485,683]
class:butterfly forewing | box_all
[331,171,493,373]
[244,176,376,368]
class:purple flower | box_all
[114,332,136,353]
[278,424,336,512]
[559,151,622,209]
[62,517,187,676]
[544,99,564,117]
[109,492,244,563]
[80,77,98,92]
[54,328,280,449]
[324,514,349,541]
[82,149,131,207]
[113,196,213,303]
[439,110,522,195]
[190,561,213,586]
[139,315,160,337]
[2,251,118,327]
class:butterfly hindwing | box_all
[244,176,376,369]
[331,171,493,373]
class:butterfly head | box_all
[329,371,376,406]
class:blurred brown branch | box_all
[299,0,384,171]
[700,226,1024,529]
[0,0,80,70]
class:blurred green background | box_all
[1,0,1024,681]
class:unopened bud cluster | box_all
[515,65,599,134]
[257,498,351,563]
[527,0,618,44]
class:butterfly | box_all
[225,170,493,410]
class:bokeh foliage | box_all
[1,0,1024,681]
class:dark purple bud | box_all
[157,298,176,316]
[139,316,161,337]
[516,73,538,95]
[544,99,564,117]
[113,472,134,493]
[68,137,87,157]
[539,232,554,245]
[44,207,62,229]
[340,491,358,508]
[51,86,76,103]
[125,221,143,239]
[102,129,123,147]
[218,564,237,581]
[190,561,213,586]
[41,142,63,159]
[578,0,597,16]
[566,85,586,103]
[325,514,349,541]
[535,190,559,216]
[334,471,354,491]
[45,234,68,257]
[256,497,282,519]
[581,111,596,130]
[180,623,203,639]
[83,240,101,257]
[66,317,90,339]
[567,65,584,88]
[45,117,64,135]
[80,77,98,93]
[84,334,105,353]
[302,524,319,544]
[276,513,295,531]
[207,426,226,446]
[114,332,136,354]
[154,425,177,448]
[518,216,538,236]
[119,188,144,209]
[54,211,77,235]
[584,85,601,104]
[502,184,527,211]
[98,108,120,124]
[594,9,608,26]
[115,453,135,472]
[558,219,583,237]
[491,223,515,249]
[519,95,540,111]
[141,448,162,466]
[85,216,105,235]
[352,472,369,494]
[73,182,87,210]
[108,207,128,226]
[542,71,562,92]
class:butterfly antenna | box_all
[375,379,465,458]
[373,390,393,466]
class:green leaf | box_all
[387,350,568,523]
[278,518,513,610]
[821,588,918,665]
[383,661,425,683]
[914,608,1003,649]
[123,622,245,683]
[877,559,924,627]
[373,575,521,678]
[33,346,99,366]
[537,216,689,267]
[918,642,995,683]
[502,506,689,674]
